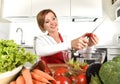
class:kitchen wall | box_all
[8,14,120,46]
[0,23,10,39]
[1,0,120,46]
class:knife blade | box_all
[86,18,105,38]
[91,19,104,33]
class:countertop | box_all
[95,45,120,48]
[19,45,33,49]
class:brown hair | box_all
[36,9,57,32]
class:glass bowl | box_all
[63,49,106,65]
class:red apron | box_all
[41,33,65,64]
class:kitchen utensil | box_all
[86,18,105,39]
[91,18,105,34]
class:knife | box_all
[86,18,105,38]
[91,19,104,33]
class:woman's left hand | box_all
[85,33,99,47]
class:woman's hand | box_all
[85,33,99,47]
[71,35,88,50]
[71,33,99,50]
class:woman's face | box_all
[44,12,58,33]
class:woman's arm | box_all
[34,36,71,56]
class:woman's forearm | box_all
[35,41,71,56]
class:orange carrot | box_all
[32,69,55,80]
[32,79,47,84]
[31,71,50,83]
[22,68,33,84]
[9,81,16,84]
[16,75,25,84]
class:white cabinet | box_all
[32,0,70,17]
[2,0,31,17]
[71,0,102,18]
[2,0,102,22]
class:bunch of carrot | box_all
[9,68,55,84]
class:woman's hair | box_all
[37,9,57,32]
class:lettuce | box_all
[0,40,37,73]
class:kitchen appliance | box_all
[115,6,120,19]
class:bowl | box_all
[0,66,23,84]
[63,49,106,64]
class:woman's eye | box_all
[45,21,49,24]
[52,17,56,20]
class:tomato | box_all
[54,67,68,77]
[80,64,89,72]
[77,73,87,84]
[69,75,78,84]
[85,33,93,38]
[52,75,72,84]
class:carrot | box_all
[32,69,55,80]
[9,81,16,84]
[31,71,50,83]
[16,75,25,84]
[22,68,33,84]
[32,79,48,84]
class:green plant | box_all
[0,39,37,73]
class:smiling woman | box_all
[34,9,99,64]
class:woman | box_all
[34,9,99,64]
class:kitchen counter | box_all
[95,45,120,48]
[19,45,34,49]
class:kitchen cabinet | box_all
[71,0,102,18]
[2,0,31,17]
[95,45,120,61]
[32,0,70,17]
[2,0,70,18]
[2,0,102,22]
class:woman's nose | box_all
[50,20,54,25]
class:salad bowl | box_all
[0,65,23,84]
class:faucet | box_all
[16,27,25,45]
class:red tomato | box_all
[54,67,68,77]
[85,33,93,38]
[52,75,72,84]
[80,64,89,72]
[77,73,87,84]
[69,75,78,84]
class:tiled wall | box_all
[0,23,10,39]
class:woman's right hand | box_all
[71,34,88,50]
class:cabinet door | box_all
[32,0,70,17]
[2,0,31,17]
[71,0,102,17]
